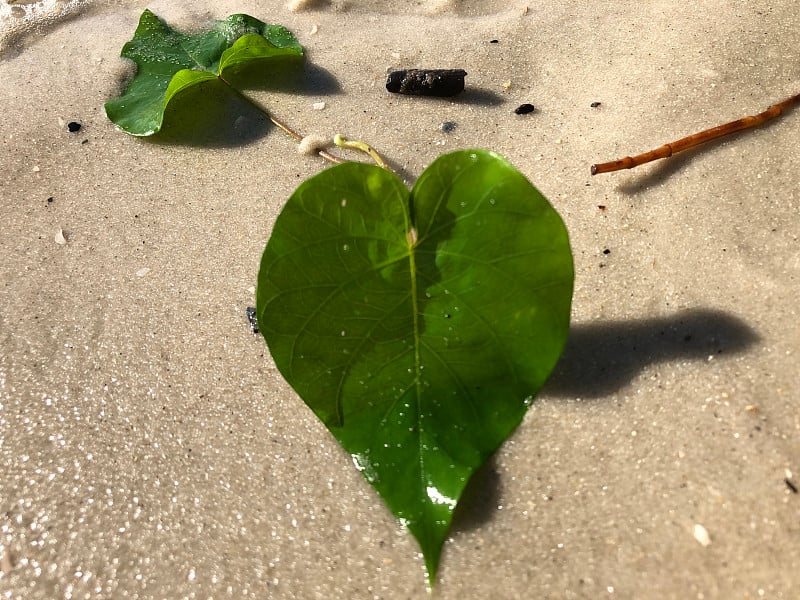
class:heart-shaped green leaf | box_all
[257,149,574,584]
[105,10,304,136]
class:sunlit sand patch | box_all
[423,0,517,16]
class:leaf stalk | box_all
[217,75,346,165]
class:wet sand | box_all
[1,1,799,598]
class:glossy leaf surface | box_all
[105,10,303,136]
[257,150,574,583]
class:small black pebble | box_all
[67,121,82,133]
[603,248,611,255]
[786,478,798,494]
[514,103,535,115]
[47,197,54,204]
[439,121,457,133]
[489,39,499,44]
[590,102,602,108]
[245,306,259,334]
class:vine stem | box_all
[218,75,387,169]
[591,91,800,175]
[334,134,389,170]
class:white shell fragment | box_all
[135,267,150,278]
[287,0,320,12]
[693,523,711,547]
[312,101,326,110]
[54,228,67,245]
[298,134,330,155]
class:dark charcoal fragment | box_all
[489,39,499,44]
[67,121,82,132]
[245,306,259,334]
[590,101,602,108]
[386,69,467,97]
[514,103,535,115]
[439,121,457,133]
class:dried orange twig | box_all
[591,92,800,175]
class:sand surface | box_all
[1,1,799,598]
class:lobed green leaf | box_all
[105,10,304,136]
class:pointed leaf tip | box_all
[258,151,573,584]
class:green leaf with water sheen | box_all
[257,149,573,584]
[105,10,303,136]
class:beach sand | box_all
[1,1,799,597]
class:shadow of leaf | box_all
[150,62,342,148]
[449,454,501,534]
[225,62,342,96]
[450,308,758,534]
[154,79,271,147]
[545,308,759,398]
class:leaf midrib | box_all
[406,221,429,526]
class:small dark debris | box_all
[46,197,54,204]
[514,103,535,115]
[598,205,607,211]
[603,248,611,255]
[67,121,82,133]
[590,101,602,108]
[245,306,259,334]
[439,121,457,133]
[489,39,499,44]
[786,478,798,494]
[386,69,467,97]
